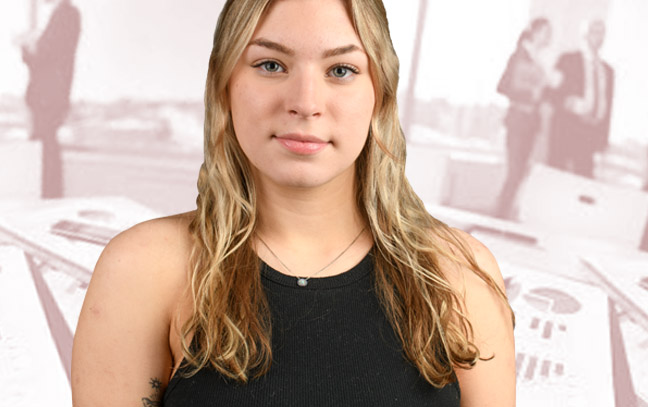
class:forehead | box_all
[251,0,363,53]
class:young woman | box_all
[71,0,515,406]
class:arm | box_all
[21,43,36,67]
[447,228,516,407]
[543,53,571,106]
[71,217,189,406]
[497,52,536,104]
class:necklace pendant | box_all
[297,278,308,287]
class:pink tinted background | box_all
[0,0,647,405]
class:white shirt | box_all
[580,46,608,122]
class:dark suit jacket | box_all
[497,47,544,134]
[497,47,543,106]
[547,51,615,152]
[24,0,81,125]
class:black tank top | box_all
[163,250,460,406]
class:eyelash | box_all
[252,60,360,79]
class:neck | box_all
[257,171,364,245]
[253,167,371,275]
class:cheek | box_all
[338,85,375,142]
[230,84,259,161]
[230,79,274,145]
[230,80,256,124]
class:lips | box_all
[274,133,329,155]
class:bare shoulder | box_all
[429,226,505,296]
[114,209,195,252]
[104,210,194,273]
[435,227,516,407]
[71,210,195,406]
[447,227,506,293]
[89,210,195,305]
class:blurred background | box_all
[0,0,647,405]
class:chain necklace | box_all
[256,227,366,287]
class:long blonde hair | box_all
[177,0,514,388]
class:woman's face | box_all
[228,0,375,190]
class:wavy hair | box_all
[176,0,515,388]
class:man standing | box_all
[546,20,614,179]
[22,0,81,199]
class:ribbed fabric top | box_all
[163,250,460,406]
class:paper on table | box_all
[0,246,71,406]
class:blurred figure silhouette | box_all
[641,158,648,252]
[21,0,81,199]
[494,18,552,220]
[546,20,614,179]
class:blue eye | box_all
[329,64,359,79]
[253,61,358,78]
[257,60,284,73]
[331,66,349,78]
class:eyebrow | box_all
[248,38,363,58]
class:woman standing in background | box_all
[21,0,81,199]
[495,17,552,220]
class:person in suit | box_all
[494,17,552,220]
[21,0,81,199]
[546,19,614,179]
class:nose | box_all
[285,67,323,119]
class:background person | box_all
[494,17,552,220]
[546,19,615,179]
[21,0,81,199]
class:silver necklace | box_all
[256,227,366,287]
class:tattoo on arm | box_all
[141,377,163,407]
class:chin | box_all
[275,174,331,189]
[253,160,356,191]
[273,167,352,190]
